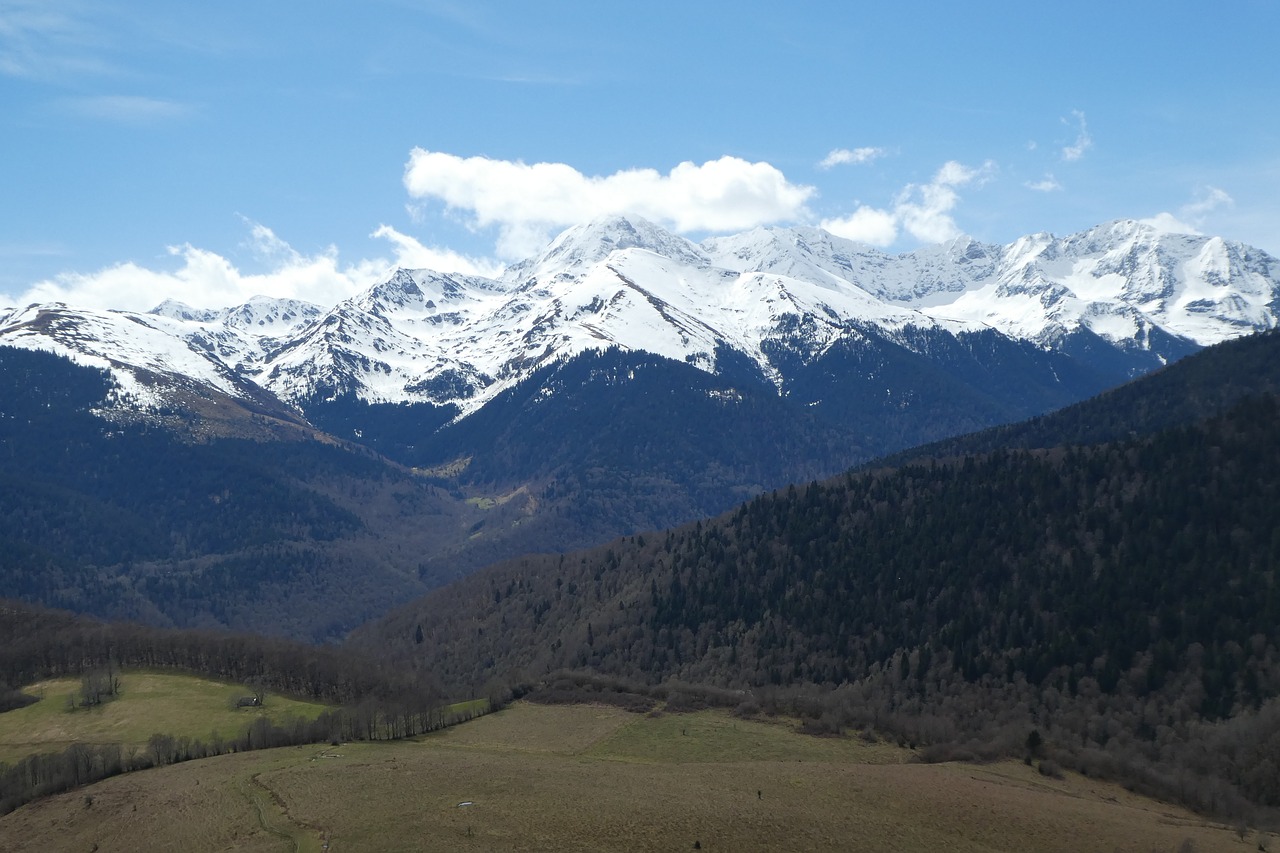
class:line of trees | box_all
[0,599,486,815]
[68,663,121,710]
[0,696,491,817]
[0,600,439,707]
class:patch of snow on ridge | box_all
[0,303,241,408]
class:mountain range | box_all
[5,217,1280,821]
[2,217,1279,639]
[4,216,1276,429]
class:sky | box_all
[2,0,1278,312]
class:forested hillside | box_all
[358,332,1280,817]
[0,334,1125,640]
[366,394,1280,704]
[0,347,487,639]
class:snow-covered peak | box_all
[148,295,323,335]
[508,215,711,285]
[353,268,505,315]
[0,303,249,408]
[924,222,1280,346]
[702,227,1005,305]
[135,295,328,383]
[221,295,325,333]
[149,299,221,323]
[7,218,1279,424]
[703,225,882,291]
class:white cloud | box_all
[1182,186,1234,220]
[1142,186,1235,235]
[895,160,995,243]
[821,160,994,246]
[370,224,504,277]
[402,150,815,259]
[12,222,500,312]
[820,206,898,246]
[1024,173,1062,192]
[1139,212,1200,235]
[57,94,193,122]
[1061,110,1092,162]
[819,147,887,169]
[0,1,114,81]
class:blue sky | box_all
[3,0,1278,310]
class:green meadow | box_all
[0,671,329,765]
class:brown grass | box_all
[0,702,1248,852]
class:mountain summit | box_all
[3,217,1278,426]
[510,214,711,283]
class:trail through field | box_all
[0,704,1245,851]
[237,770,326,853]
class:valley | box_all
[6,0,1279,847]
[2,218,1280,846]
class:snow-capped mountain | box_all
[704,219,1279,347]
[146,294,325,372]
[0,302,251,408]
[251,215,1276,415]
[0,300,312,431]
[3,216,1278,427]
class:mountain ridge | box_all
[3,217,1276,431]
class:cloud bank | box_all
[820,160,994,246]
[11,151,1003,311]
[1142,186,1235,235]
[403,151,816,258]
[12,223,499,313]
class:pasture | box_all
[0,701,1251,852]
[0,671,329,766]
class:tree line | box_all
[0,691,490,818]
[0,599,507,816]
[0,599,439,707]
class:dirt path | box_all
[237,771,327,853]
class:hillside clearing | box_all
[0,701,1247,852]
[0,671,330,766]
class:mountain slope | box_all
[0,302,314,440]
[355,331,1280,812]
[0,346,493,640]
[877,327,1280,465]
[358,329,1280,708]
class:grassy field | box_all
[0,671,330,765]
[0,701,1252,852]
